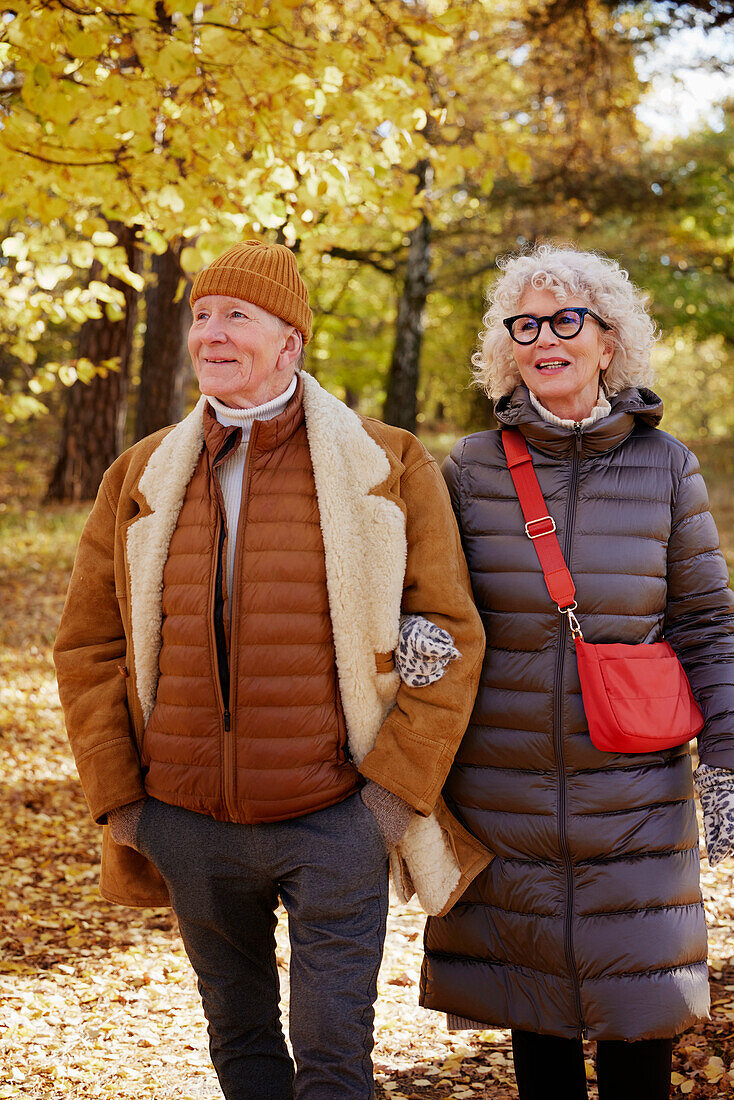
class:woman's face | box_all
[510,287,613,422]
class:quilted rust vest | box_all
[143,381,359,823]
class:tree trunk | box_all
[46,223,141,502]
[344,386,359,410]
[467,383,497,432]
[382,210,432,432]
[383,158,432,433]
[135,241,191,440]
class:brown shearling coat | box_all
[54,372,489,914]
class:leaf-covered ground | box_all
[2,433,734,1099]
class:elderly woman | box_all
[419,244,734,1100]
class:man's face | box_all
[188,295,298,408]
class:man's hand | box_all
[360,781,414,851]
[107,798,147,850]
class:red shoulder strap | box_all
[501,428,576,610]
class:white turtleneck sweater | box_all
[528,387,611,429]
[203,372,299,596]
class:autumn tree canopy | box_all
[0,0,732,486]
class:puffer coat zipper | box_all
[225,423,259,822]
[555,425,584,1036]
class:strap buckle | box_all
[558,602,583,640]
[524,515,556,540]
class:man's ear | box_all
[279,327,302,369]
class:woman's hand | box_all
[396,614,461,687]
[694,765,734,866]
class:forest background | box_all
[2,1,734,1098]
[0,0,733,495]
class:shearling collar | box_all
[495,384,663,458]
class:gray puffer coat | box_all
[420,386,734,1041]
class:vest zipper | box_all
[225,422,259,824]
[554,425,585,1038]
[210,430,239,820]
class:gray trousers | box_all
[135,791,389,1100]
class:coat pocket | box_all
[113,590,146,758]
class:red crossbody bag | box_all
[501,428,704,753]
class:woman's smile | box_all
[533,356,571,372]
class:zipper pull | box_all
[574,425,582,454]
[223,710,231,731]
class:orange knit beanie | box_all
[190,240,312,343]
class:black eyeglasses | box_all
[503,307,611,345]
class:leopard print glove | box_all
[396,614,461,687]
[694,764,734,867]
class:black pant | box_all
[511,1029,673,1100]
[135,795,389,1100]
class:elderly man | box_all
[54,240,487,1100]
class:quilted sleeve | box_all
[664,447,734,767]
[441,437,465,523]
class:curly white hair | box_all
[472,243,658,401]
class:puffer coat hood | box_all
[495,383,664,442]
[421,385,734,1041]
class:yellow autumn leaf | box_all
[414,39,451,66]
[164,0,198,14]
[67,31,102,59]
[118,103,152,134]
[506,147,532,176]
[704,1054,726,1081]
[150,42,194,84]
[44,88,78,126]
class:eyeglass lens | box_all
[511,309,585,343]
